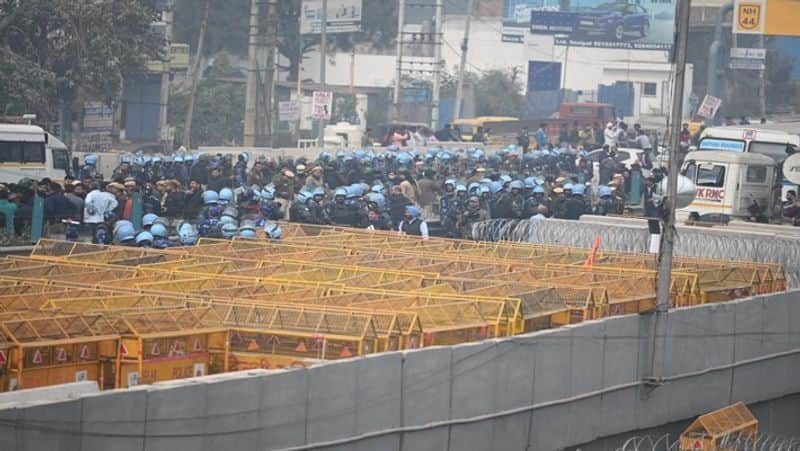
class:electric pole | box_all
[393,0,406,119]
[453,0,476,122]
[653,0,692,378]
[264,0,278,147]
[159,1,173,152]
[758,34,767,120]
[182,0,211,149]
[243,0,260,147]
[318,0,328,147]
[430,0,443,131]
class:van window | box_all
[0,141,45,164]
[52,149,70,170]
[696,164,725,187]
[749,141,791,160]
[682,161,696,181]
[745,166,767,184]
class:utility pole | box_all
[317,0,328,147]
[159,2,173,152]
[393,0,406,118]
[653,0,691,378]
[243,0,260,147]
[758,34,767,120]
[430,0,443,131]
[182,0,211,149]
[264,0,278,147]
[453,0,476,122]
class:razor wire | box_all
[472,219,800,288]
[614,433,800,451]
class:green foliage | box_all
[474,69,525,117]
[170,58,245,147]
[0,0,163,120]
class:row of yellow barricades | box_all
[0,226,784,392]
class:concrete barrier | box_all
[2,291,800,451]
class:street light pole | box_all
[652,0,692,380]
[317,0,328,147]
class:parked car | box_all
[575,3,650,40]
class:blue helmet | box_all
[599,186,613,198]
[113,220,134,236]
[371,184,385,194]
[260,188,275,201]
[500,175,512,184]
[455,184,467,194]
[142,213,159,227]
[563,183,574,192]
[150,223,168,239]
[239,225,257,239]
[523,177,535,189]
[219,188,234,204]
[533,186,546,194]
[178,223,198,245]
[572,185,585,196]
[219,214,237,227]
[135,231,154,247]
[468,182,480,195]
[296,191,310,204]
[509,180,524,191]
[84,154,98,166]
[405,205,420,217]
[114,222,136,243]
[202,190,219,205]
[489,181,504,194]
[444,179,456,188]
[479,186,490,195]
[367,192,386,209]
[264,222,282,239]
[334,187,347,198]
[221,223,238,238]
[313,187,325,198]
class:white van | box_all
[679,150,777,218]
[0,124,71,183]
[698,126,800,162]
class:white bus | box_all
[0,124,71,183]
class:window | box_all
[22,143,45,164]
[696,164,726,187]
[642,82,657,97]
[749,142,792,160]
[52,149,70,170]
[745,166,767,184]
[682,161,697,181]
[0,141,45,164]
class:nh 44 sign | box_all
[734,0,800,36]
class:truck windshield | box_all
[696,164,725,187]
[749,141,791,161]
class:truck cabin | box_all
[0,124,71,183]
[698,126,800,163]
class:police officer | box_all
[398,205,429,239]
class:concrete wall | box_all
[2,291,800,451]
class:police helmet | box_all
[563,183,574,192]
[296,191,310,204]
[135,231,154,247]
[455,184,467,194]
[150,223,168,239]
[444,179,456,188]
[264,222,283,240]
[178,223,198,245]
[572,185,585,196]
[113,220,134,235]
[84,154,98,166]
[334,187,347,198]
[371,184,385,194]
[599,186,613,198]
[500,175,512,184]
[202,190,219,205]
[367,193,386,209]
[219,188,234,204]
[489,181,504,194]
[219,215,238,227]
[523,177,535,189]
[239,225,257,239]
[313,187,325,198]
[260,188,275,201]
[533,186,546,195]
[509,180,524,191]
[479,185,490,195]
[142,213,159,227]
[221,223,238,238]
[114,222,136,243]
[468,182,480,195]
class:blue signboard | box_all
[699,139,747,152]
[505,0,675,51]
[528,61,561,92]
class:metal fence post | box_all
[131,192,143,230]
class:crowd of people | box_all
[0,133,668,246]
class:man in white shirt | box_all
[604,122,617,149]
[83,183,118,241]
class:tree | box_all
[0,0,163,122]
[474,69,525,117]
[169,56,245,147]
